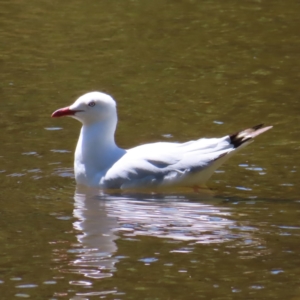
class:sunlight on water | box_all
[64,187,268,280]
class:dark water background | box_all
[1,0,300,299]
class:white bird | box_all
[52,92,272,190]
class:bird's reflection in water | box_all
[72,187,118,279]
[70,186,239,279]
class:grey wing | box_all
[102,152,182,189]
[101,124,272,189]
[102,137,234,189]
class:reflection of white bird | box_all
[70,188,264,280]
[52,92,272,189]
[72,187,118,279]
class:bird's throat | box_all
[74,122,124,186]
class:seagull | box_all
[51,92,272,190]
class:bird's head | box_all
[51,91,117,125]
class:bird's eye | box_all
[88,101,95,107]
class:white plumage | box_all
[52,92,272,189]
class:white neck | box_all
[74,118,125,186]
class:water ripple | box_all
[61,188,266,279]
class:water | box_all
[1,0,300,299]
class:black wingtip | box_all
[230,124,271,148]
[251,124,264,130]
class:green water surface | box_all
[1,0,300,299]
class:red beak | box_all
[51,107,81,118]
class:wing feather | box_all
[102,136,233,188]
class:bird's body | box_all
[52,92,272,189]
